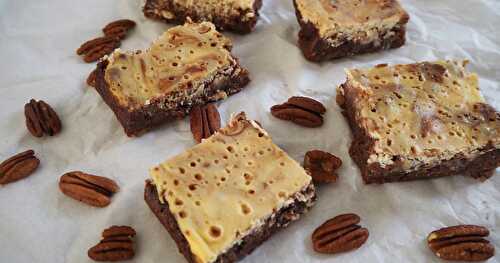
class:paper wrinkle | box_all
[0,0,499,262]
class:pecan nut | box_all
[270,96,325,127]
[83,40,120,63]
[102,19,136,39]
[190,104,221,143]
[77,36,119,55]
[88,225,136,261]
[304,150,342,183]
[87,69,97,87]
[0,150,40,185]
[24,99,62,137]
[312,213,369,254]
[427,225,495,261]
[59,171,119,207]
[76,36,120,63]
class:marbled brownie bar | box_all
[337,60,500,183]
[145,113,316,263]
[294,0,409,62]
[95,20,249,136]
[143,0,263,34]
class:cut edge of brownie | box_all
[144,180,316,263]
[143,0,263,34]
[94,59,250,136]
[338,82,500,184]
[293,0,409,62]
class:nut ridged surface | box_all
[59,171,119,207]
[88,225,136,262]
[427,225,495,261]
[312,213,369,254]
[271,96,325,127]
[0,150,40,185]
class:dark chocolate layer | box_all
[95,60,250,136]
[339,83,500,184]
[144,181,316,263]
[293,0,408,62]
[143,0,263,34]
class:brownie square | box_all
[337,60,500,183]
[95,20,250,136]
[293,0,410,62]
[143,0,263,34]
[145,113,316,263]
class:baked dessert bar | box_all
[293,0,410,62]
[95,20,250,136]
[337,60,500,184]
[145,113,316,263]
[143,0,263,34]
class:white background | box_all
[0,0,499,262]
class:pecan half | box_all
[77,36,120,56]
[270,96,325,127]
[59,171,119,207]
[312,213,369,254]
[427,225,495,261]
[304,150,342,183]
[87,69,97,87]
[102,19,136,39]
[24,99,62,137]
[190,104,221,143]
[83,40,120,63]
[0,150,40,185]
[88,225,136,261]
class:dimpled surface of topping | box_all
[344,60,500,171]
[104,21,234,109]
[295,0,408,39]
[150,113,312,263]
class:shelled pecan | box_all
[59,171,119,207]
[312,213,369,254]
[190,104,221,143]
[24,99,62,137]
[304,150,342,183]
[427,225,495,261]
[77,19,135,63]
[271,96,326,127]
[88,225,136,261]
[102,19,136,39]
[0,150,40,185]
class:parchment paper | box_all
[0,0,499,262]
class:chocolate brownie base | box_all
[143,0,263,34]
[95,60,250,136]
[144,181,316,263]
[339,83,500,184]
[293,1,408,62]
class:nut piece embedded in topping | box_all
[312,213,369,254]
[24,99,62,137]
[59,171,119,207]
[271,96,326,127]
[304,150,342,183]
[190,104,221,143]
[88,225,136,262]
[0,150,40,185]
[427,225,495,261]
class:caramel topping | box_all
[104,21,234,108]
[150,113,312,263]
[343,60,500,170]
[295,0,409,41]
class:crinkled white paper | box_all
[0,0,499,262]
